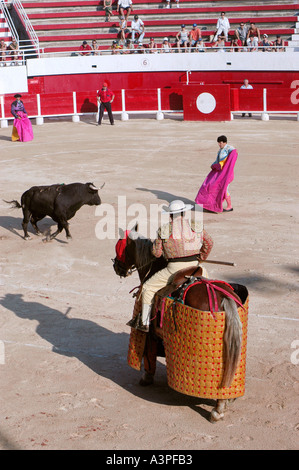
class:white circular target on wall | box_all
[196,93,216,114]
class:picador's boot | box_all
[223,195,233,212]
[137,304,151,333]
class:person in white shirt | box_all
[240,79,253,117]
[131,15,145,44]
[214,12,230,41]
[117,0,133,19]
[161,37,172,53]
[165,0,179,8]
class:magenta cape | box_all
[13,111,34,142]
[195,149,238,213]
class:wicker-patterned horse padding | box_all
[127,292,249,400]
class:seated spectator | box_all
[0,39,8,65]
[195,38,206,53]
[273,35,285,52]
[230,35,242,52]
[261,34,273,52]
[136,43,145,54]
[91,39,100,55]
[111,39,122,54]
[8,37,21,64]
[165,0,179,8]
[117,0,132,20]
[79,40,92,55]
[119,15,130,43]
[103,0,114,22]
[147,37,158,53]
[246,22,260,51]
[214,34,227,52]
[131,14,145,44]
[214,12,230,42]
[235,22,248,47]
[123,38,133,54]
[189,23,202,52]
[161,37,173,53]
[176,24,189,53]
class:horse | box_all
[113,226,248,422]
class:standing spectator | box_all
[161,37,172,53]
[165,0,179,8]
[246,22,260,51]
[79,40,92,55]
[214,12,230,42]
[97,82,115,125]
[131,14,145,44]
[103,0,114,22]
[240,79,253,117]
[147,37,158,53]
[0,39,7,65]
[189,24,201,51]
[262,34,273,52]
[8,37,21,64]
[176,24,189,53]
[91,39,100,55]
[117,0,132,20]
[273,35,285,52]
[119,15,130,43]
[235,22,248,47]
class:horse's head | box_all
[112,225,162,282]
[112,225,142,278]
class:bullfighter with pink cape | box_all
[195,135,237,213]
[11,94,34,142]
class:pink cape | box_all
[195,149,238,213]
[13,111,34,142]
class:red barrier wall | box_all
[183,84,231,121]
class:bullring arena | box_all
[0,114,298,450]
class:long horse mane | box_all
[128,231,155,269]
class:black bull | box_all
[5,182,103,240]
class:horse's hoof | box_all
[210,409,224,423]
[24,235,31,240]
[139,372,154,386]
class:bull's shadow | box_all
[0,215,66,242]
[0,293,213,419]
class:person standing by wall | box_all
[97,82,115,125]
[240,79,253,117]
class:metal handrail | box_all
[0,0,19,43]
[9,0,40,56]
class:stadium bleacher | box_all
[6,1,299,53]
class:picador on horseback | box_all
[113,199,249,422]
[131,199,213,333]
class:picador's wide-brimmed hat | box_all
[162,199,193,214]
[14,94,22,98]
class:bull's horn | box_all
[89,182,105,191]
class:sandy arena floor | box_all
[0,114,298,450]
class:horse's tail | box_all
[221,297,242,388]
[3,199,22,209]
